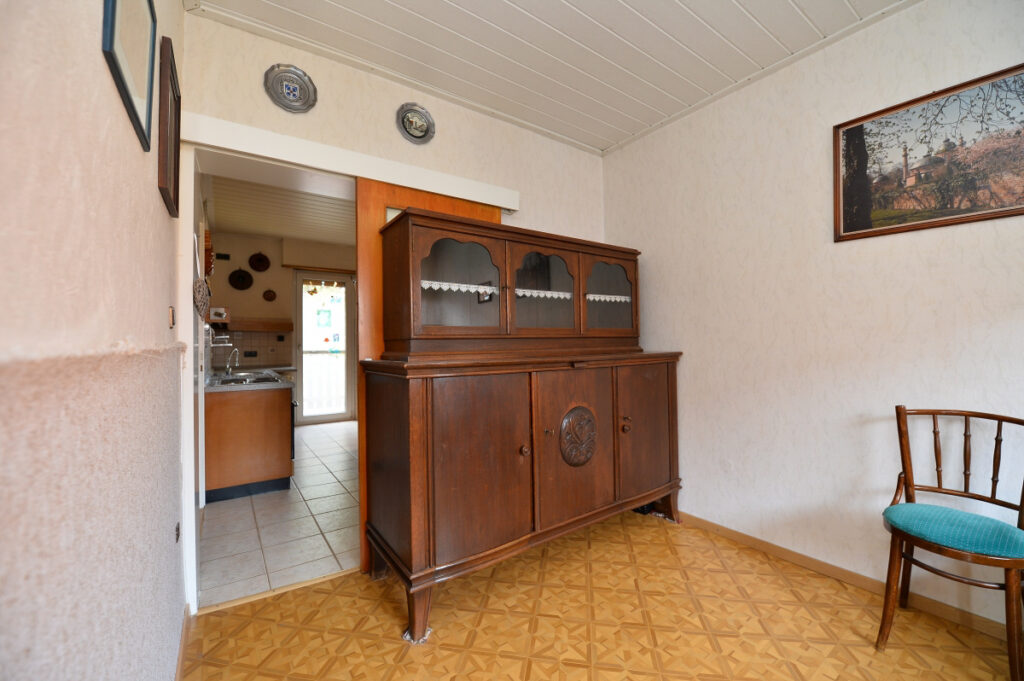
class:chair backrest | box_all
[897,405,1024,527]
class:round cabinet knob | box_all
[621,424,632,433]
[520,445,532,457]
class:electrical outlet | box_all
[244,350,258,358]
[175,522,180,543]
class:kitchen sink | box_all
[208,370,285,387]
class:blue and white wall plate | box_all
[263,64,317,113]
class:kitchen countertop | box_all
[205,370,295,393]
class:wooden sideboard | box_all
[361,209,681,642]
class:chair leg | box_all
[1006,568,1023,681]
[875,534,903,651]
[898,544,914,608]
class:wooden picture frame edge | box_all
[158,35,181,217]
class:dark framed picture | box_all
[477,281,494,304]
[834,63,1024,242]
[158,36,181,217]
[102,0,157,151]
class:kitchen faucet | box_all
[225,348,240,375]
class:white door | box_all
[295,271,357,423]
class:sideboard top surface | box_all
[381,207,640,259]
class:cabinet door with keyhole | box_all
[616,363,672,500]
[535,368,615,529]
[431,373,533,565]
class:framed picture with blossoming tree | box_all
[834,63,1024,241]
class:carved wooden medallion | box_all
[560,406,596,467]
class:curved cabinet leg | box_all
[404,587,433,644]
[875,534,903,651]
[898,544,914,608]
[652,491,679,523]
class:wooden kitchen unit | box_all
[362,209,681,642]
[205,386,293,501]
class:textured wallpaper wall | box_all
[0,352,184,680]
[1,2,187,679]
[603,0,1024,623]
[182,14,605,242]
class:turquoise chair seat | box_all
[883,503,1024,559]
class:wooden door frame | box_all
[356,178,500,570]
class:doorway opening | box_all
[193,149,361,609]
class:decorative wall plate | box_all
[249,252,270,271]
[228,268,253,290]
[263,289,277,302]
[263,64,317,113]
[396,102,435,144]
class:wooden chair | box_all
[876,406,1024,680]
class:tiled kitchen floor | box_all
[198,420,360,608]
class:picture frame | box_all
[102,0,157,151]
[834,63,1024,242]
[157,36,181,217]
[477,281,494,304]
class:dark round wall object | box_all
[263,289,277,302]
[249,252,270,271]
[228,269,254,290]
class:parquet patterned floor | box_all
[183,512,1010,680]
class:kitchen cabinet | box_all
[363,209,680,642]
[205,384,293,501]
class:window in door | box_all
[296,272,356,422]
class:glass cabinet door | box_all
[414,229,505,334]
[582,255,636,334]
[510,244,579,334]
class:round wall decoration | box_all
[228,268,253,290]
[263,64,317,113]
[262,289,277,302]
[396,102,435,144]
[249,252,270,271]
[559,406,597,467]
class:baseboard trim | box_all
[205,477,289,503]
[676,511,1006,641]
[174,604,192,681]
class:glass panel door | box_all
[296,271,356,423]
[583,257,636,332]
[510,244,579,334]
[414,228,506,335]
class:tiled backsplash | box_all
[210,331,294,370]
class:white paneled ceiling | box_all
[191,0,917,153]
[206,176,357,245]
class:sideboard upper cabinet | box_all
[381,209,639,358]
